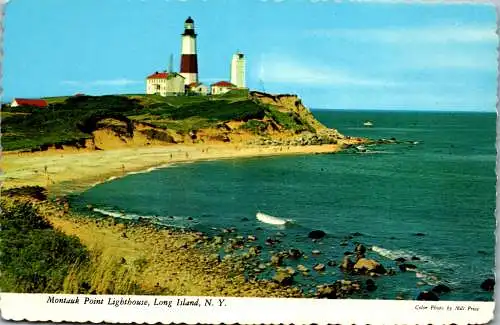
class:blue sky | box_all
[3,0,498,111]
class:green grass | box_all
[0,198,89,293]
[43,96,70,104]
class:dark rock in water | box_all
[247,235,257,241]
[480,278,495,291]
[230,239,245,249]
[414,232,426,237]
[351,232,363,237]
[313,263,326,272]
[399,263,417,272]
[432,284,451,295]
[366,279,377,292]
[394,257,406,263]
[187,216,193,221]
[241,217,249,222]
[316,280,361,299]
[477,250,488,255]
[411,256,421,261]
[417,291,439,301]
[287,248,303,260]
[340,255,354,272]
[339,241,348,247]
[308,230,326,239]
[353,258,387,275]
[273,271,294,286]
[386,268,396,276]
[265,238,278,246]
[327,260,337,267]
[256,227,263,231]
[316,284,337,299]
[355,244,366,256]
[271,253,284,266]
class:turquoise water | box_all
[71,110,497,301]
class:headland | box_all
[1,90,369,297]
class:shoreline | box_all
[2,141,363,195]
[0,141,362,297]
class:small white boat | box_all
[256,212,290,226]
[363,121,373,127]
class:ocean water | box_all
[71,110,497,301]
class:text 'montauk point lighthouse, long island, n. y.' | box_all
[146,17,246,97]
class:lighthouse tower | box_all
[180,17,198,86]
[230,51,246,88]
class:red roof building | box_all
[211,81,235,87]
[146,72,185,79]
[11,98,48,108]
[210,81,236,95]
[146,71,185,96]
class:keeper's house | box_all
[210,81,236,95]
[11,98,48,108]
[146,72,185,96]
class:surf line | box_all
[256,211,292,226]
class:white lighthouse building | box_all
[230,51,246,88]
[180,17,198,86]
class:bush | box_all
[240,120,268,135]
[0,200,89,293]
[2,186,48,201]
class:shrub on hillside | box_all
[0,201,89,293]
[239,120,268,135]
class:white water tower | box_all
[230,51,246,88]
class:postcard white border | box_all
[0,293,494,324]
[1,0,499,324]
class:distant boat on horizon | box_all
[363,121,374,127]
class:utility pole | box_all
[168,53,174,73]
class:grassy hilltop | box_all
[2,90,342,152]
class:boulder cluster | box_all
[252,130,342,147]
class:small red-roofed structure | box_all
[186,82,209,96]
[11,98,48,108]
[210,81,236,95]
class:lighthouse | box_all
[180,17,198,86]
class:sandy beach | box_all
[2,142,354,195]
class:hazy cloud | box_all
[257,54,399,88]
[306,25,497,44]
